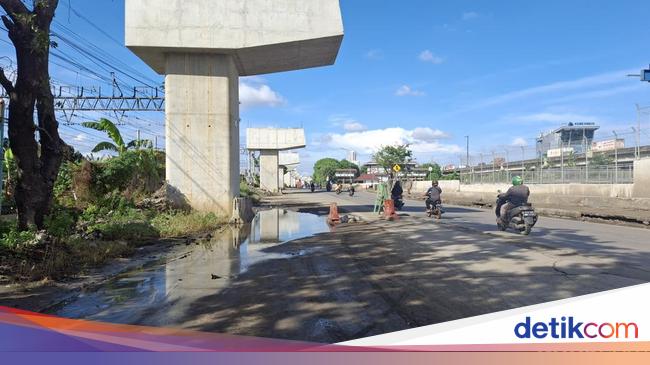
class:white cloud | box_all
[419,50,445,64]
[365,49,384,60]
[329,114,368,132]
[412,127,450,142]
[462,12,480,21]
[512,137,529,147]
[74,134,87,142]
[320,127,461,156]
[543,84,644,105]
[239,78,285,109]
[516,112,600,124]
[343,122,368,132]
[396,85,426,97]
[472,69,636,110]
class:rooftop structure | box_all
[537,122,601,156]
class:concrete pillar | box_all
[284,172,292,188]
[260,150,280,193]
[278,167,285,189]
[633,158,650,198]
[258,209,280,243]
[165,53,240,214]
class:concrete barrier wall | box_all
[412,181,634,198]
[409,179,650,221]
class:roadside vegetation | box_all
[312,158,360,185]
[0,119,246,283]
[311,145,459,186]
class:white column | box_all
[278,167,285,190]
[165,53,240,214]
[259,150,280,193]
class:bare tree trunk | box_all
[0,0,63,230]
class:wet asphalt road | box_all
[324,189,650,268]
[46,190,650,343]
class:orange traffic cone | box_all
[328,203,341,225]
[384,199,398,221]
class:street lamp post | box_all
[613,131,619,184]
[491,151,496,184]
[481,153,485,185]
[504,148,510,183]
[465,136,470,183]
[632,127,640,160]
[520,146,525,180]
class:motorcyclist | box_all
[423,180,442,212]
[391,179,403,200]
[326,181,332,192]
[391,179,404,209]
[497,176,530,224]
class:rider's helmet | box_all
[512,176,523,186]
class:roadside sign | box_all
[393,164,401,173]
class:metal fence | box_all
[460,165,634,185]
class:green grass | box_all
[151,211,227,238]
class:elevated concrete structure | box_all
[280,152,301,188]
[247,128,305,192]
[126,0,344,76]
[125,0,343,214]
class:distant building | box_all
[346,150,360,167]
[536,123,600,157]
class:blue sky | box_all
[2,0,650,174]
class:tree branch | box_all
[1,14,15,33]
[34,0,58,23]
[0,67,14,93]
[0,0,29,23]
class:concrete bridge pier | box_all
[126,0,343,214]
[247,129,305,193]
[259,150,281,193]
[165,53,240,213]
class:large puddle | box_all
[53,209,330,324]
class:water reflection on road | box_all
[54,209,329,325]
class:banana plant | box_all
[82,118,151,155]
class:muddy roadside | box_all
[0,237,194,313]
[0,201,340,315]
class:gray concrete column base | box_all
[260,150,280,193]
[165,53,240,215]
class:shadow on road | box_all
[168,213,650,343]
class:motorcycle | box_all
[310,184,315,193]
[335,185,342,195]
[349,186,355,197]
[496,194,538,235]
[392,195,405,211]
[426,200,443,219]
